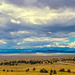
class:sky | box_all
[0,0,75,49]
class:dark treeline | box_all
[0,57,75,66]
[0,59,58,66]
[61,57,75,61]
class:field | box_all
[0,63,75,75]
[0,56,75,75]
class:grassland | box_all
[0,56,75,75]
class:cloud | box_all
[68,41,75,48]
[33,42,67,48]
[35,44,51,48]
[4,0,75,9]
[49,32,75,38]
[52,42,66,48]
[0,1,75,26]
[10,30,37,38]
[5,0,37,7]
[0,40,7,44]
[0,14,9,27]
[38,0,75,9]
[10,19,20,24]
[10,30,30,36]
[17,37,68,45]
[0,0,75,49]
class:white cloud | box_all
[0,1,75,26]
[10,30,37,37]
[0,40,7,44]
[52,42,66,47]
[68,41,75,48]
[48,32,52,34]
[36,44,51,48]
[17,37,68,45]
[10,30,30,36]
[10,19,20,24]
[34,42,66,48]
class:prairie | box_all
[0,57,75,75]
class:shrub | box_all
[40,68,48,73]
[50,69,53,73]
[7,70,9,72]
[53,70,57,74]
[40,69,43,72]
[33,67,36,71]
[67,69,71,72]
[16,64,18,66]
[59,68,65,72]
[11,70,13,72]
[3,69,5,71]
[0,62,3,65]
[26,69,29,72]
[50,72,52,75]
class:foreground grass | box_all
[0,63,75,75]
[0,71,75,75]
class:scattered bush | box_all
[50,69,53,73]
[33,67,36,71]
[7,70,9,72]
[50,72,52,75]
[3,69,5,71]
[40,68,48,73]
[11,70,13,72]
[67,69,71,72]
[16,64,18,65]
[59,68,65,72]
[26,69,29,72]
[53,70,57,74]
[0,62,3,65]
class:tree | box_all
[26,69,29,72]
[53,70,57,74]
[40,68,48,73]
[50,72,52,75]
[67,69,71,72]
[50,69,53,73]
[3,69,5,71]
[59,68,65,72]
[7,70,9,72]
[11,70,13,72]
[33,67,36,71]
[0,62,3,65]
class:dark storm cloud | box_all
[38,0,75,9]
[42,25,75,33]
[5,0,37,7]
[5,0,75,9]
[0,21,75,41]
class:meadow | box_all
[0,57,75,75]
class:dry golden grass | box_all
[0,71,75,75]
[0,62,75,75]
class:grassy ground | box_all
[0,62,75,75]
[0,72,75,75]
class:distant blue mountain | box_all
[0,47,75,54]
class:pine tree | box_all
[50,69,53,73]
[67,69,71,72]
[53,70,57,74]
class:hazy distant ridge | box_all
[0,47,75,54]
